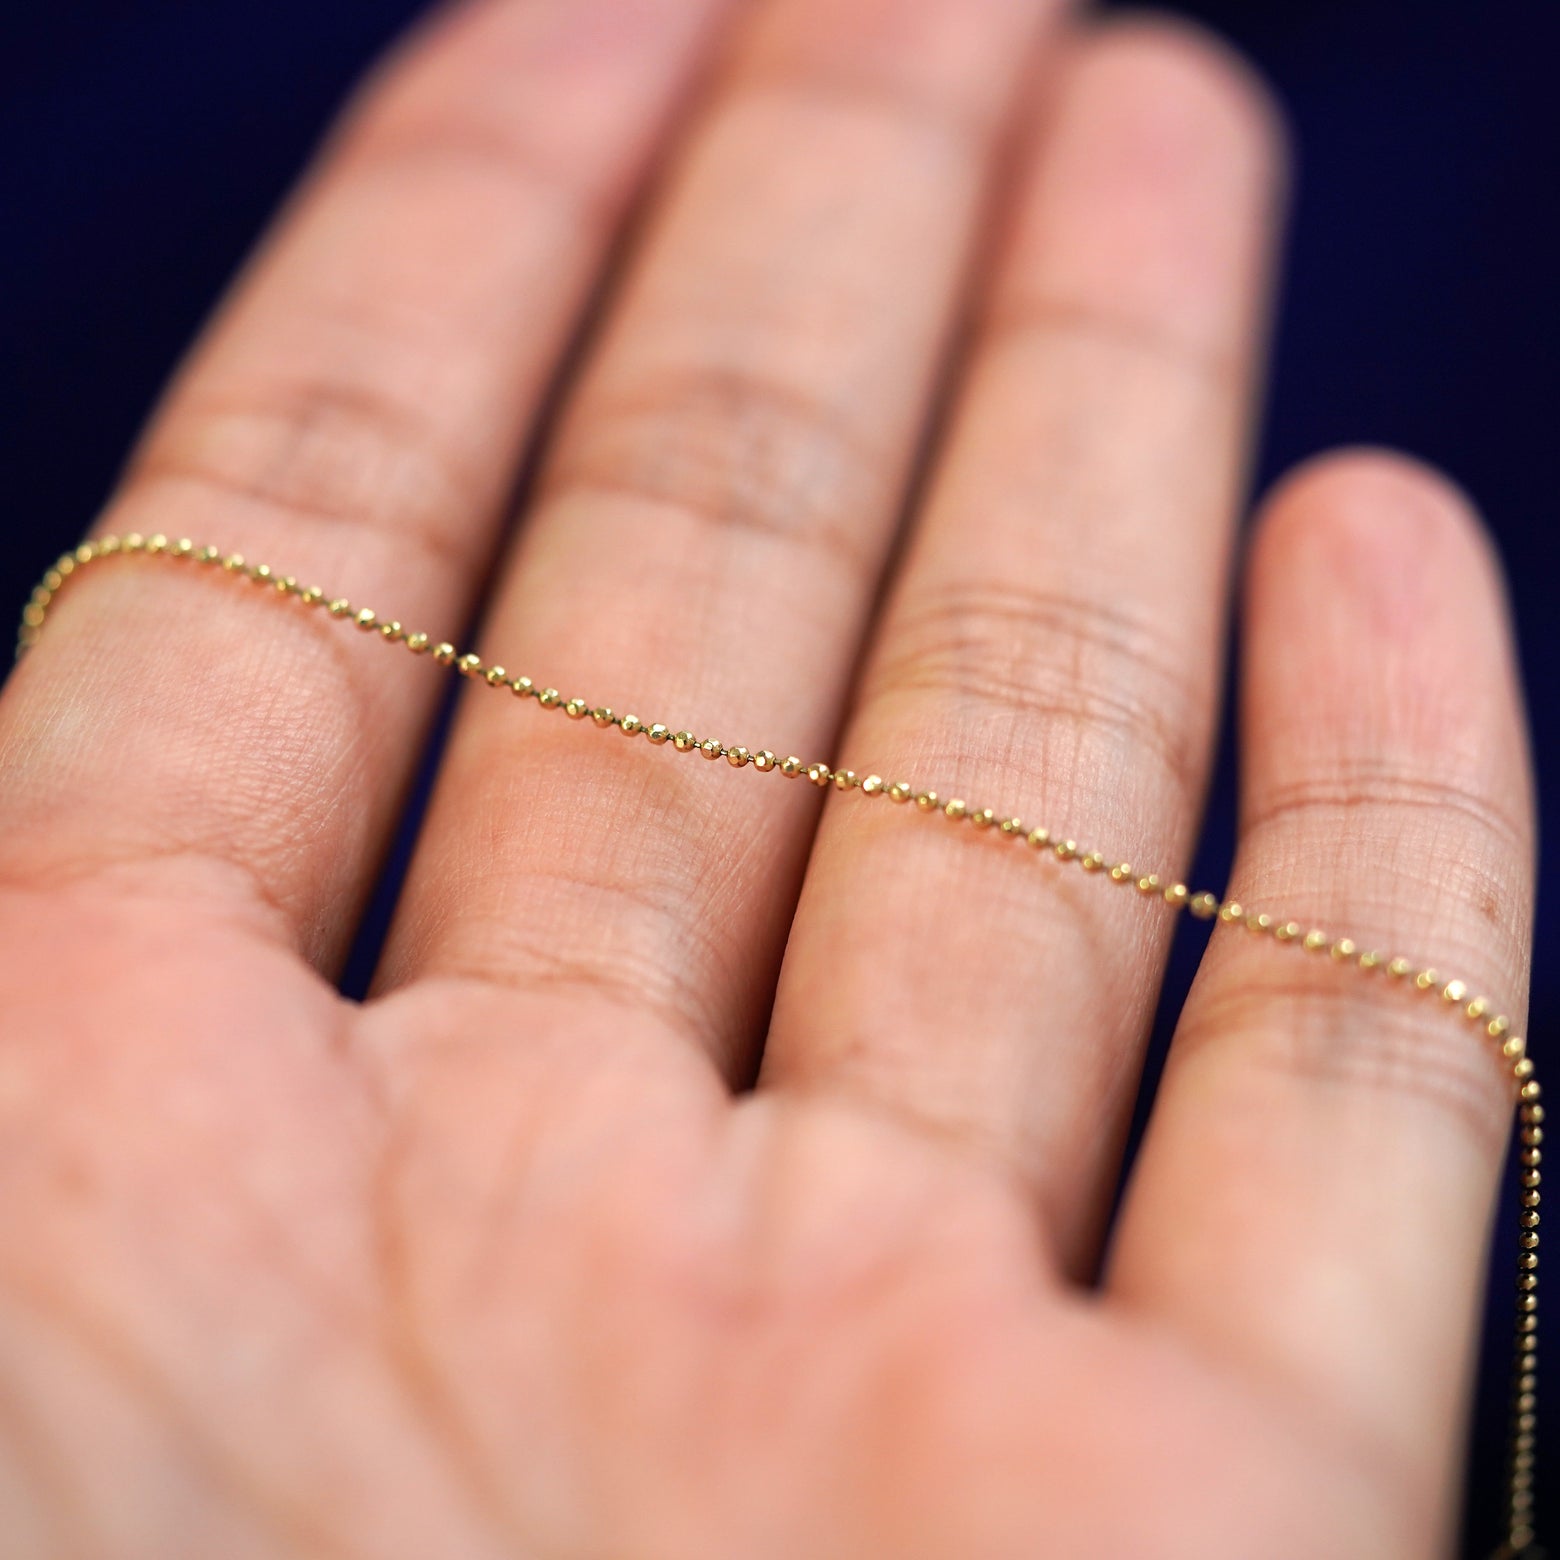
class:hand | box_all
[0,2,1535,1556]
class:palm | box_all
[0,2,1535,1557]
[3,892,1394,1558]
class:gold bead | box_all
[1441,979,1467,1003]
[1522,1081,1542,1104]
[675,731,698,752]
[432,642,457,665]
[648,724,671,745]
[300,586,325,606]
[1112,863,1136,884]
[1414,968,1439,991]
[916,791,940,811]
[1218,900,1243,921]
[484,665,508,685]
[701,738,723,760]
[198,545,221,563]
[1163,882,1189,908]
[1330,938,1356,961]
[1466,996,1490,1021]
[564,698,589,719]
[538,687,561,707]
[753,750,776,771]
[1387,957,1412,977]
[328,598,353,618]
[861,774,884,795]
[1303,929,1328,952]
[971,808,996,829]
[781,754,803,776]
[221,551,244,571]
[1137,875,1162,896]
[512,675,534,696]
[944,798,967,820]
[834,769,860,790]
[1081,851,1106,872]
[620,715,644,736]
[999,817,1025,836]
[1246,912,1273,933]
[591,706,614,726]
[1275,922,1301,942]
[457,654,483,677]
[1515,1057,1536,1082]
[125,533,146,551]
[147,533,169,553]
[1489,1015,1512,1040]
[888,781,913,803]
[1189,892,1219,919]
[1026,826,1050,848]
[406,632,429,653]
[173,538,194,557]
[808,763,832,786]
[249,561,272,582]
[1358,950,1381,970]
[1054,839,1078,861]
[727,746,751,768]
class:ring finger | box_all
[761,17,1285,1267]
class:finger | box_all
[1109,452,1535,1550]
[377,0,1066,1076]
[0,0,729,965]
[760,17,1285,1261]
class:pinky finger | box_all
[1108,451,1538,1555]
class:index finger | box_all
[1,0,730,965]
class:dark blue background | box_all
[1,1,1554,1551]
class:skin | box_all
[0,1,1536,1556]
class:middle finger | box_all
[378,0,1066,1077]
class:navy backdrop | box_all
[1,1,1555,1551]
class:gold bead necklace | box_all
[15,532,1546,1557]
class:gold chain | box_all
[14,532,1546,1556]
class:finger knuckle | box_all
[868,579,1207,809]
[1180,972,1512,1158]
[543,364,887,578]
[130,372,478,570]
